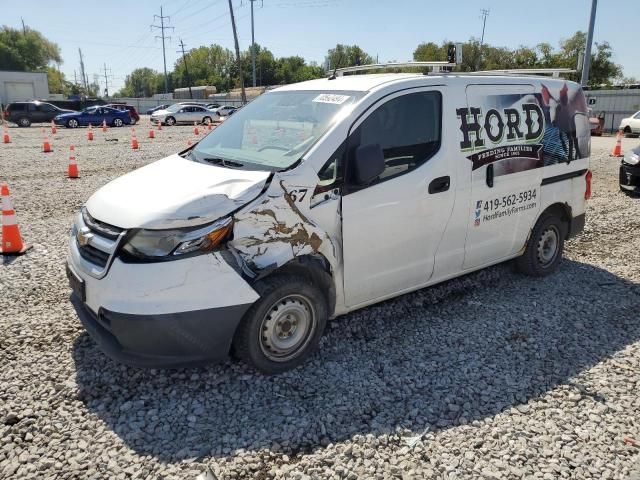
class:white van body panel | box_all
[85,154,270,229]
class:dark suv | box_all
[3,101,75,127]
[105,104,140,125]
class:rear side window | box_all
[351,91,442,185]
[9,103,27,111]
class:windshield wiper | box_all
[202,157,244,168]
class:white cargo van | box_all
[67,71,592,373]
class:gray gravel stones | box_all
[1,127,639,479]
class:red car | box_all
[105,104,140,125]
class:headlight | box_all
[121,217,233,260]
[624,151,640,165]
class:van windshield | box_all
[189,90,364,170]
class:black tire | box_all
[112,118,124,127]
[66,118,79,128]
[17,117,31,127]
[202,116,212,125]
[516,213,567,277]
[233,274,328,374]
[165,116,176,126]
[129,118,137,126]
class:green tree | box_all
[274,56,324,84]
[118,68,163,97]
[326,44,374,70]
[172,44,236,92]
[0,26,61,71]
[413,42,447,62]
[46,66,73,95]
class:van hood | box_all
[85,154,271,229]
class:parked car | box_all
[619,111,640,137]
[215,105,237,117]
[67,73,592,373]
[3,101,75,127]
[620,143,640,194]
[54,106,131,128]
[150,104,219,125]
[206,103,221,110]
[105,104,140,125]
[145,104,170,115]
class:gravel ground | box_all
[0,124,639,479]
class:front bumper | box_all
[620,162,640,193]
[68,237,259,367]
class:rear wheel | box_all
[516,213,567,277]
[18,117,31,127]
[165,116,176,126]
[233,275,327,374]
[129,118,137,126]
[112,118,123,127]
[202,116,212,125]
[66,118,79,128]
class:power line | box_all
[177,39,193,100]
[151,6,175,94]
[477,8,490,70]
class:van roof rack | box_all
[329,63,575,79]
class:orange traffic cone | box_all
[42,129,52,153]
[207,120,213,131]
[87,124,94,141]
[194,122,199,136]
[102,119,107,132]
[131,129,139,150]
[68,145,79,178]
[2,127,10,144]
[51,120,57,134]
[187,138,193,147]
[611,130,623,157]
[0,183,31,255]
[148,122,155,139]
[157,122,162,131]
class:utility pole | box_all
[102,63,112,98]
[78,48,88,92]
[151,6,174,94]
[580,0,598,86]
[249,0,262,88]
[477,9,490,70]
[228,0,247,103]
[21,18,27,34]
[177,39,193,100]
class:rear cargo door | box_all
[462,84,543,269]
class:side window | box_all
[634,112,640,119]
[350,91,442,186]
[40,104,56,112]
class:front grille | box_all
[78,243,109,268]
[82,209,124,239]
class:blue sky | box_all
[4,0,638,92]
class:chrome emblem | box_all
[76,227,93,247]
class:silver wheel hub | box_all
[537,226,559,266]
[260,295,315,362]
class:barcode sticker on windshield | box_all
[313,94,351,105]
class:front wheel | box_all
[18,117,31,127]
[202,116,212,125]
[516,213,567,277]
[165,116,176,126]
[112,118,123,127]
[233,275,328,374]
[66,118,79,128]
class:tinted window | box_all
[38,103,57,112]
[9,104,26,111]
[634,112,640,119]
[351,91,441,185]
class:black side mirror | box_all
[352,143,385,185]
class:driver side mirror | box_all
[352,144,385,185]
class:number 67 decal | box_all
[287,188,308,202]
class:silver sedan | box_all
[151,104,220,126]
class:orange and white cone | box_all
[148,122,155,139]
[207,120,213,131]
[87,124,94,141]
[68,145,79,178]
[2,127,10,144]
[42,129,52,153]
[0,183,31,255]
[194,122,199,136]
[187,138,193,147]
[50,120,57,134]
[157,122,162,131]
[102,119,107,132]
[131,129,139,150]
[611,130,623,157]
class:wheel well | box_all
[540,203,572,237]
[624,125,632,132]
[260,255,336,316]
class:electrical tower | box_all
[177,39,193,100]
[477,9,490,70]
[228,0,247,103]
[151,6,174,94]
[102,63,113,98]
[78,48,88,92]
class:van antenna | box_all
[328,53,345,80]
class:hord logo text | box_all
[456,104,544,151]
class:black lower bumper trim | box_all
[620,163,640,193]
[71,294,251,368]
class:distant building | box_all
[0,70,49,104]
[174,86,217,100]
[584,88,640,132]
